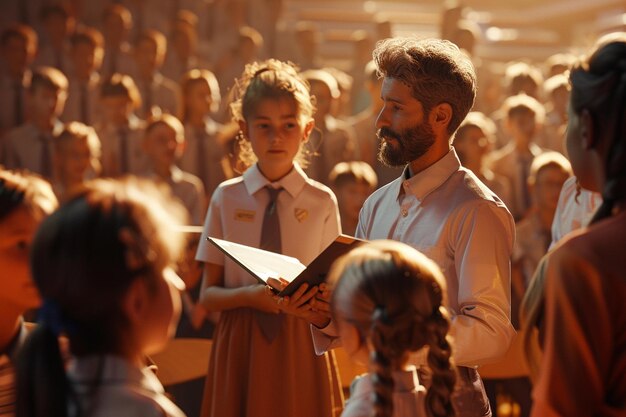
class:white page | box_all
[210,237,306,283]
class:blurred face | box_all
[104,12,129,44]
[71,42,102,79]
[56,138,92,184]
[507,110,537,145]
[141,267,183,355]
[135,39,160,76]
[30,86,66,120]
[173,27,194,58]
[0,206,43,312]
[101,95,134,126]
[242,97,312,180]
[336,181,372,221]
[310,80,332,119]
[185,80,214,116]
[2,36,34,76]
[454,126,490,168]
[376,78,435,167]
[144,123,182,168]
[534,166,570,212]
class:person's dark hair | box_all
[328,161,378,189]
[16,179,186,417]
[29,66,68,93]
[330,240,456,417]
[1,24,38,49]
[0,168,57,222]
[373,37,476,136]
[100,73,141,108]
[569,33,626,224]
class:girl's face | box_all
[186,80,213,116]
[56,138,93,184]
[144,123,182,169]
[0,206,42,312]
[241,97,313,181]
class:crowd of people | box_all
[0,1,624,417]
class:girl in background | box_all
[329,240,456,417]
[195,59,343,417]
[16,179,188,417]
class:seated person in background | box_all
[0,169,57,417]
[16,178,188,417]
[328,161,377,236]
[455,111,512,205]
[96,73,147,177]
[487,93,546,221]
[62,27,104,126]
[141,114,206,225]
[132,30,179,119]
[301,69,357,185]
[1,66,68,180]
[329,240,456,417]
[51,122,101,202]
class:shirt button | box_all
[401,208,408,217]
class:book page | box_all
[209,238,306,284]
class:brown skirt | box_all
[200,308,344,417]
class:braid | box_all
[369,306,395,417]
[425,307,456,417]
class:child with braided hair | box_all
[521,32,626,417]
[329,240,456,417]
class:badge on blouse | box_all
[294,208,308,223]
[234,209,255,222]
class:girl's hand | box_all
[277,282,331,328]
[246,284,281,314]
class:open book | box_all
[208,234,366,296]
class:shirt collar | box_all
[243,162,307,198]
[4,320,27,363]
[397,148,461,202]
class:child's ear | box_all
[302,119,315,143]
[122,278,150,327]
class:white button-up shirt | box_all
[196,163,341,288]
[313,149,515,368]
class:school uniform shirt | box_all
[0,120,64,179]
[142,166,207,225]
[0,70,30,134]
[95,115,147,177]
[0,323,28,417]
[531,210,626,417]
[313,148,515,368]
[550,175,602,247]
[180,120,227,198]
[67,355,185,417]
[134,72,180,119]
[487,142,544,221]
[196,162,341,287]
[342,367,426,417]
[61,72,101,125]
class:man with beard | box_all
[304,37,515,417]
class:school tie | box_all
[39,134,52,179]
[119,128,129,174]
[196,128,208,189]
[257,186,284,343]
[80,83,89,124]
[13,81,23,127]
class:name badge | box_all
[234,209,255,222]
